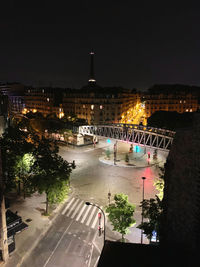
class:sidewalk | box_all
[99,151,165,168]
[3,190,73,267]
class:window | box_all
[91,105,94,110]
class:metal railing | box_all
[79,124,176,151]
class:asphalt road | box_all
[21,139,168,267]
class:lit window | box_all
[83,104,85,108]
[190,109,192,112]
[100,105,103,109]
[47,98,49,102]
[180,100,182,103]
[186,109,188,112]
[91,105,94,110]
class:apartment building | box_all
[25,87,64,117]
[0,83,25,116]
[65,86,137,124]
[144,93,198,118]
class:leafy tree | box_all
[32,137,75,214]
[154,166,165,200]
[147,111,193,130]
[105,148,110,159]
[14,153,35,199]
[137,196,163,242]
[0,126,34,193]
[106,193,136,242]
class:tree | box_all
[137,196,163,242]
[105,148,110,159]
[106,193,136,242]
[32,137,75,214]
[14,153,35,199]
[154,166,165,200]
[0,126,34,193]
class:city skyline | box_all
[1,2,200,90]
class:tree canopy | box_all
[147,111,194,130]
[0,126,34,192]
[32,137,75,214]
[106,193,136,242]
[137,196,163,242]
[0,125,75,214]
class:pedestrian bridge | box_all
[79,124,176,151]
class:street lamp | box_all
[113,141,117,165]
[68,161,76,187]
[108,190,111,205]
[85,202,106,244]
[141,176,146,244]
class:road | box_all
[21,196,101,267]
[21,138,168,267]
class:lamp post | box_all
[85,202,106,244]
[108,190,111,205]
[141,176,146,244]
[68,160,76,187]
[113,141,117,165]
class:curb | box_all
[99,157,162,168]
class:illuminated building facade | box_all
[143,84,199,118]
[24,87,64,118]
[143,93,198,118]
[0,83,25,116]
[23,85,199,125]
[66,86,137,124]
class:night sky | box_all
[1,1,200,90]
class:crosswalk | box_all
[62,197,103,229]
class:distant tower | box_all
[88,51,96,84]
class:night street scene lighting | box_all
[1,2,200,266]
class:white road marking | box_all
[76,204,87,221]
[81,205,92,223]
[61,197,75,215]
[71,200,84,219]
[86,207,97,226]
[66,198,79,217]
[43,220,73,267]
[94,256,100,267]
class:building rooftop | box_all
[97,240,197,267]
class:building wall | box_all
[162,113,200,251]
[144,93,198,118]
[0,83,25,116]
[24,86,200,125]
